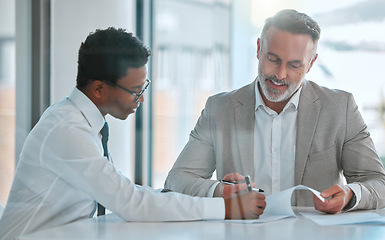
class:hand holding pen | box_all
[220,175,264,193]
[220,173,266,219]
[216,173,264,199]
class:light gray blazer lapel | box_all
[234,81,256,180]
[295,80,321,185]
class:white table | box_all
[18,208,385,240]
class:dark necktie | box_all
[97,122,109,216]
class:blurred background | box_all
[1,0,384,206]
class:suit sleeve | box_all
[342,93,385,210]
[165,96,219,197]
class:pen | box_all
[219,180,238,184]
[245,175,253,191]
[219,177,264,192]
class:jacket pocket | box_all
[308,141,337,162]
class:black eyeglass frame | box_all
[104,79,151,103]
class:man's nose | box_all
[275,64,287,80]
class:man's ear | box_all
[307,54,318,73]
[90,80,104,100]
[257,38,261,60]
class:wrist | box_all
[214,183,224,197]
[343,188,356,211]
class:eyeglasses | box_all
[105,79,151,103]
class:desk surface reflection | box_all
[18,207,385,240]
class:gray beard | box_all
[258,76,302,103]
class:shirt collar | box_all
[69,87,106,133]
[255,78,303,112]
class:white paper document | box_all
[225,185,324,223]
[299,210,385,225]
[223,185,385,225]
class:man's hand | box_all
[313,184,353,214]
[224,191,266,219]
[214,173,256,198]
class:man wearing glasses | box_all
[0,28,266,240]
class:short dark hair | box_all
[261,9,321,44]
[76,27,151,88]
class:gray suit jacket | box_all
[165,80,385,209]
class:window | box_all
[151,0,231,188]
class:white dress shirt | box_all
[254,83,301,196]
[0,88,224,240]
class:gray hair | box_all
[261,9,321,57]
